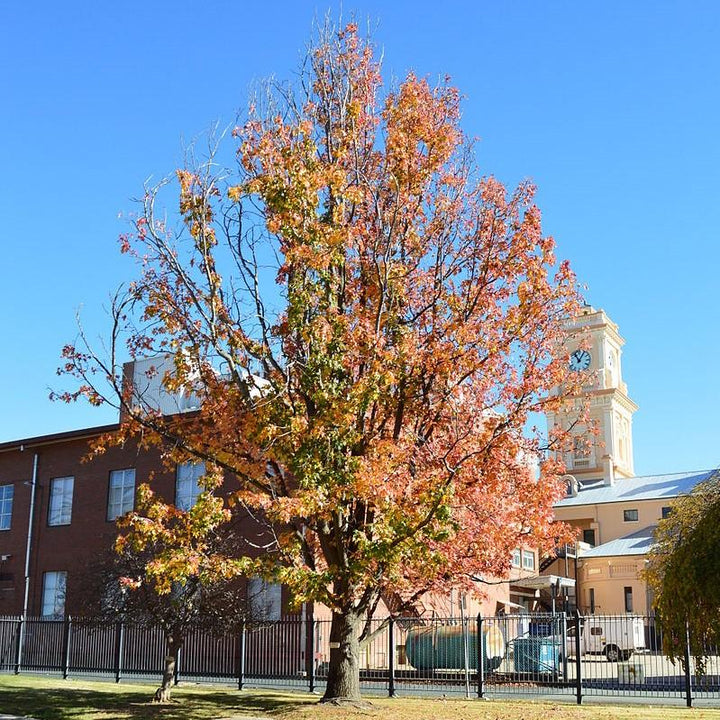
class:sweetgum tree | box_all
[60,24,580,701]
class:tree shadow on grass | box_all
[0,683,318,720]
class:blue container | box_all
[528,621,552,636]
[513,637,560,673]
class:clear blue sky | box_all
[1,1,718,476]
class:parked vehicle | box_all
[564,615,646,662]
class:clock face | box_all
[569,349,591,372]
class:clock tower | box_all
[546,305,638,485]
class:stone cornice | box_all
[566,309,625,348]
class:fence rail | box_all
[0,612,716,706]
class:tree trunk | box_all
[153,635,181,703]
[322,608,362,703]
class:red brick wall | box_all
[0,431,273,617]
[0,434,168,615]
[0,427,507,620]
[0,447,35,614]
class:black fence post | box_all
[560,613,568,683]
[113,620,124,684]
[684,619,692,708]
[306,615,316,693]
[388,617,397,697]
[62,616,72,679]
[174,646,181,686]
[237,622,246,691]
[574,610,582,705]
[476,614,484,699]
[14,617,24,675]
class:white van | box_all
[565,616,646,662]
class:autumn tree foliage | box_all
[644,472,720,671]
[59,23,581,701]
[80,472,248,702]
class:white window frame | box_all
[521,550,535,571]
[0,484,13,530]
[511,549,521,568]
[41,570,67,618]
[175,462,204,511]
[107,469,136,521]
[48,477,74,526]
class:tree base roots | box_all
[319,697,373,709]
[152,687,173,703]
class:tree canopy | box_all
[79,472,248,702]
[645,472,720,669]
[59,22,581,701]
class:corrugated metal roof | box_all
[580,525,656,558]
[555,469,716,507]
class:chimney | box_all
[602,454,615,486]
[119,360,136,423]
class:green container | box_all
[513,637,560,673]
[405,625,505,672]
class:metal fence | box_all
[1,612,717,706]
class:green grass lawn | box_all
[2,675,720,720]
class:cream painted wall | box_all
[543,307,667,615]
[553,495,674,614]
[577,555,648,615]
[548,310,638,483]
[555,497,670,547]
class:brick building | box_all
[0,423,279,619]
[0,424,120,616]
[0,425,551,621]
[0,357,557,621]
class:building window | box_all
[175,462,204,511]
[623,508,638,522]
[572,436,592,469]
[583,528,596,546]
[511,549,521,568]
[589,588,595,614]
[48,477,74,526]
[41,571,67,618]
[248,578,282,621]
[178,387,201,412]
[107,469,136,521]
[624,586,633,613]
[521,550,535,571]
[661,506,672,519]
[0,484,13,530]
